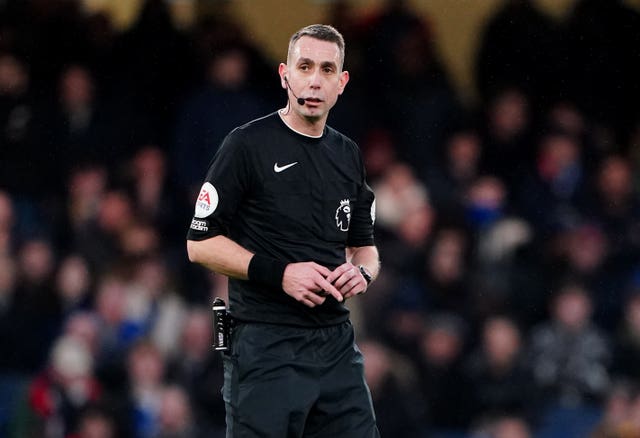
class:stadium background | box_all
[1,0,640,437]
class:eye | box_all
[323,66,335,74]
[299,64,309,71]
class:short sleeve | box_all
[346,153,376,248]
[186,129,251,241]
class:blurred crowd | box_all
[1,0,640,437]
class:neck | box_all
[279,106,326,137]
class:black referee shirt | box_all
[187,111,376,326]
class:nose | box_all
[309,68,321,89]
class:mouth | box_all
[303,97,323,104]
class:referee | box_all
[187,24,380,437]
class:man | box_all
[186,24,380,437]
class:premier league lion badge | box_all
[335,199,351,232]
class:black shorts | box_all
[222,320,380,438]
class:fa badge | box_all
[194,182,218,218]
[335,199,351,232]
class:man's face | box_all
[280,36,349,122]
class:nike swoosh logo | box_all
[274,162,298,173]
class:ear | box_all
[338,70,350,95]
[278,63,287,89]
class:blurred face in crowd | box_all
[359,340,392,394]
[421,324,463,367]
[548,101,585,137]
[158,386,192,433]
[208,48,250,89]
[279,36,349,126]
[64,312,99,356]
[128,342,164,388]
[0,53,28,96]
[565,225,607,273]
[597,155,633,204]
[427,229,466,285]
[18,239,55,284]
[488,88,529,142]
[132,146,166,183]
[60,65,94,110]
[537,134,580,180]
[95,275,127,325]
[68,166,108,202]
[483,317,521,369]
[447,131,481,178]
[77,410,115,438]
[56,254,91,303]
[98,191,134,233]
[552,285,592,331]
[181,308,212,359]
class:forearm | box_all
[187,235,253,279]
[346,245,380,281]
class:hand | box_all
[282,262,343,308]
[325,263,367,300]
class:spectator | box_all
[33,64,135,195]
[360,0,462,171]
[475,0,563,109]
[416,312,473,434]
[93,271,134,392]
[166,307,225,435]
[588,154,640,260]
[124,340,167,438]
[480,87,534,190]
[424,125,484,216]
[360,339,423,437]
[465,315,538,422]
[172,42,269,197]
[564,0,640,142]
[611,289,640,382]
[113,0,194,142]
[74,405,117,438]
[128,256,187,358]
[156,385,206,438]
[529,282,611,407]
[22,335,102,437]
[0,52,39,197]
[549,223,629,331]
[516,130,590,236]
[10,238,62,373]
[123,146,189,248]
[55,254,93,317]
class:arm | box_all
[325,245,380,299]
[187,236,343,307]
[346,245,380,279]
[187,235,252,279]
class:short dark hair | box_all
[287,24,345,69]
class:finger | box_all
[325,264,350,284]
[300,297,317,308]
[315,276,343,302]
[338,276,360,295]
[305,291,326,306]
[311,262,332,278]
[343,285,365,299]
[333,268,356,289]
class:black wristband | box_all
[248,254,288,290]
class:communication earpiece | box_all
[284,76,306,106]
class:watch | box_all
[358,265,373,285]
